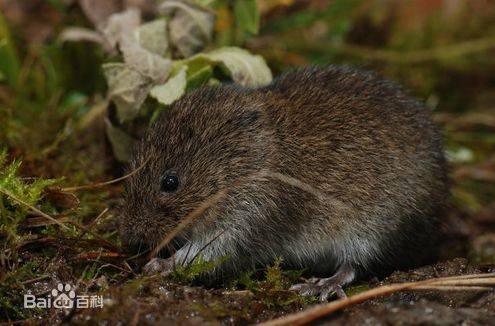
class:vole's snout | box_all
[118,210,156,252]
[118,206,178,255]
[118,217,146,253]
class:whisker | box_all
[63,156,151,192]
[181,242,194,267]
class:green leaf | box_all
[234,0,260,35]
[104,119,136,162]
[150,65,187,105]
[192,0,215,6]
[193,47,272,87]
[186,65,212,90]
[102,63,152,123]
[182,55,214,90]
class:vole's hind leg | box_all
[290,262,355,301]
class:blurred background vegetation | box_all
[0,0,494,322]
[1,0,493,235]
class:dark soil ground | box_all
[71,258,495,325]
[8,208,495,325]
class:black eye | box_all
[161,175,180,192]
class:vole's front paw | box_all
[143,257,174,277]
[290,277,347,302]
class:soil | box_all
[15,233,495,325]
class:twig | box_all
[130,305,141,326]
[187,230,226,266]
[123,261,135,274]
[150,188,228,258]
[21,275,50,285]
[65,220,119,252]
[337,36,495,63]
[436,273,495,280]
[261,35,495,64]
[79,208,109,239]
[150,169,353,262]
[259,273,495,326]
[62,157,149,192]
[427,278,495,286]
[96,263,133,275]
[413,285,492,291]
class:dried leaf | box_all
[160,0,216,57]
[120,34,172,82]
[22,215,71,228]
[125,0,159,16]
[101,8,141,50]
[78,0,123,28]
[150,65,187,105]
[104,119,136,162]
[195,47,272,87]
[59,27,113,51]
[103,63,152,122]
[135,18,168,55]
[44,186,80,209]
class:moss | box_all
[0,261,44,320]
[169,255,229,284]
[0,149,58,252]
[345,284,370,296]
[233,259,317,310]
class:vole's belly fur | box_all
[172,67,448,277]
[124,66,448,286]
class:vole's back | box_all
[125,66,448,289]
[255,66,448,273]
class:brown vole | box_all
[120,66,448,301]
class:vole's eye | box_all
[161,175,180,192]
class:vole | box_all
[120,66,448,301]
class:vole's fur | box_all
[121,66,448,298]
